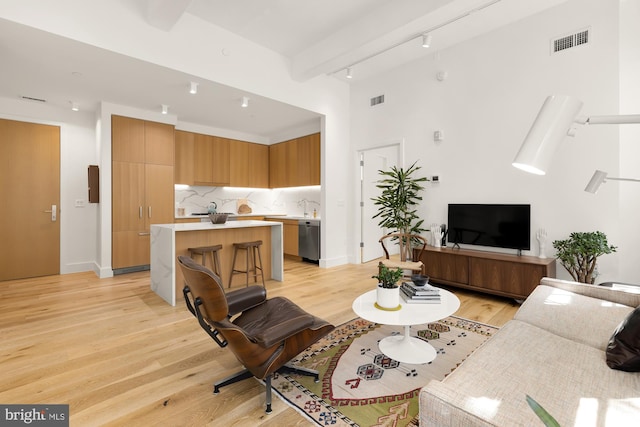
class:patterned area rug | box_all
[271,315,498,427]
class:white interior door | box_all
[360,146,399,263]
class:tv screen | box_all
[447,204,531,251]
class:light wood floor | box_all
[0,259,519,426]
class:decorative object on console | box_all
[372,161,428,261]
[430,224,443,248]
[372,264,403,310]
[513,94,640,176]
[552,231,617,284]
[536,228,547,258]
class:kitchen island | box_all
[150,220,283,306]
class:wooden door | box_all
[0,118,60,280]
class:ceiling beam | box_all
[146,0,192,31]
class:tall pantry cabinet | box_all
[112,115,174,270]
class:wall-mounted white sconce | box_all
[584,170,640,193]
[241,96,249,108]
[161,104,169,114]
[512,95,640,175]
[189,82,198,94]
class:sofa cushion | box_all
[514,285,634,351]
[420,320,640,427]
[607,306,640,371]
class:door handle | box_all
[44,205,57,222]
[148,206,152,218]
[139,206,143,219]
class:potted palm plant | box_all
[552,231,617,284]
[372,264,404,309]
[372,161,428,261]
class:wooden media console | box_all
[415,246,556,300]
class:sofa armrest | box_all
[420,381,498,427]
[540,277,640,307]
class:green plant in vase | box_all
[372,264,404,289]
[372,161,428,261]
[552,231,617,284]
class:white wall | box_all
[350,0,627,283]
[618,0,640,282]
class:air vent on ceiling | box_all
[21,95,47,103]
[370,94,385,106]
[551,28,590,54]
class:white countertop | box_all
[174,214,321,222]
[152,220,281,232]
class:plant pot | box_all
[376,285,400,310]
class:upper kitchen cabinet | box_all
[194,133,230,186]
[112,116,173,166]
[269,132,320,188]
[230,140,269,188]
[296,133,320,186]
[174,130,195,185]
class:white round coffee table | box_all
[352,288,460,364]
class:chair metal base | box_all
[212,364,320,414]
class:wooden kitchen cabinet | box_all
[265,218,299,256]
[174,130,194,185]
[194,134,229,186]
[296,133,320,186]
[416,246,556,300]
[112,115,174,270]
[230,140,269,188]
[269,132,320,188]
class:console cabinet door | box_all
[424,252,469,284]
[469,258,545,297]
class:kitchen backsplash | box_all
[175,186,321,217]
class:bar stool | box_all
[188,244,223,279]
[229,240,265,288]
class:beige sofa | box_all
[420,278,640,426]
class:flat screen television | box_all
[447,204,531,251]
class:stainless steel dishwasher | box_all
[298,219,320,263]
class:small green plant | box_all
[552,231,617,284]
[526,395,561,427]
[372,264,404,289]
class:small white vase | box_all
[376,285,400,309]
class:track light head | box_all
[161,104,169,115]
[241,96,249,108]
[189,82,198,94]
[346,68,353,79]
[422,33,432,48]
[70,101,79,111]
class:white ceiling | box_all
[0,0,568,139]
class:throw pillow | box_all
[606,306,640,371]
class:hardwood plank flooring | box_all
[0,259,519,426]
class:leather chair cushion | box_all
[234,296,315,348]
[226,286,267,316]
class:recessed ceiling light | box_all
[70,101,79,111]
[161,104,169,114]
[189,82,198,94]
[241,96,249,108]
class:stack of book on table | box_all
[400,281,441,304]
